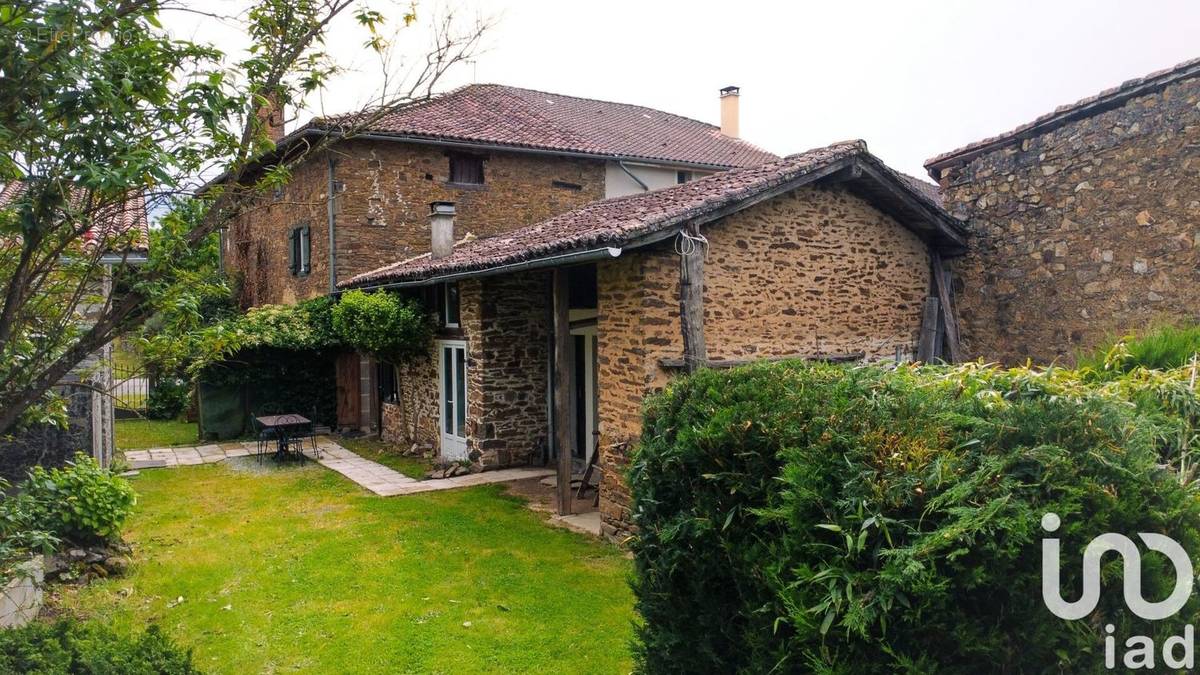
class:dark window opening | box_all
[438,282,461,327]
[379,363,398,403]
[676,170,693,184]
[448,153,485,185]
[552,180,583,191]
[567,264,598,310]
[288,224,311,276]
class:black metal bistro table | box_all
[255,413,311,461]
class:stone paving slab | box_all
[119,438,554,497]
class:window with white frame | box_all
[439,281,460,327]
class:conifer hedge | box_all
[630,361,1200,673]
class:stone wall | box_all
[935,75,1200,364]
[0,382,94,483]
[380,274,552,469]
[473,271,551,468]
[597,185,934,540]
[224,141,605,308]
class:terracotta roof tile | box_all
[925,56,1200,175]
[318,84,779,169]
[343,140,962,288]
[0,183,149,252]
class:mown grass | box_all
[338,436,431,479]
[50,462,635,674]
[115,419,199,449]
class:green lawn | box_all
[337,436,431,479]
[115,418,199,449]
[51,462,635,674]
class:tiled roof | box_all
[342,140,964,288]
[0,182,149,252]
[315,84,779,169]
[925,56,1200,176]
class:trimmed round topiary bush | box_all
[331,289,433,363]
[630,361,1200,674]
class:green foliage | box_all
[21,454,136,544]
[631,361,1200,674]
[147,377,190,421]
[331,289,434,363]
[0,620,199,675]
[1078,323,1200,374]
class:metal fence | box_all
[111,363,149,418]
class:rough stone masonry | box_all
[931,69,1200,364]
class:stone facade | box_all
[933,74,1200,364]
[224,141,605,308]
[381,272,550,469]
[595,185,934,539]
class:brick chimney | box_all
[719,86,740,138]
[255,91,286,143]
[430,202,456,259]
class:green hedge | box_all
[630,362,1200,674]
[0,621,198,674]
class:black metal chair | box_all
[286,408,321,459]
[251,412,278,463]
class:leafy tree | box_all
[0,0,488,434]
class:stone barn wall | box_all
[932,73,1200,364]
[596,185,934,540]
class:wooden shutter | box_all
[287,228,298,275]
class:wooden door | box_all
[336,352,361,430]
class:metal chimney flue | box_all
[430,201,456,259]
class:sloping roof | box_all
[0,182,149,253]
[342,140,966,289]
[312,84,779,169]
[925,56,1200,178]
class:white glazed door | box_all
[438,341,468,461]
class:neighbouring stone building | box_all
[341,140,966,539]
[218,83,777,433]
[0,185,149,479]
[926,57,1200,364]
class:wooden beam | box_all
[679,225,706,373]
[930,251,963,363]
[552,267,573,516]
[659,352,864,370]
[917,296,940,362]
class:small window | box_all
[288,224,310,276]
[440,282,461,327]
[448,153,484,185]
[676,170,693,184]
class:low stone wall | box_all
[0,556,44,629]
[0,383,93,483]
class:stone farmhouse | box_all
[338,140,965,538]
[927,56,1200,364]
[222,57,1200,539]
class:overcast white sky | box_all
[166,0,1200,178]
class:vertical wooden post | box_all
[552,267,573,515]
[679,225,707,372]
[917,296,940,362]
[930,251,963,363]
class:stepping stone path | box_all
[122,437,554,497]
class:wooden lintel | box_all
[551,267,573,515]
[659,352,865,370]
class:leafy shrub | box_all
[332,289,433,363]
[147,376,190,420]
[21,453,136,544]
[1077,323,1200,374]
[630,361,1200,674]
[0,620,199,674]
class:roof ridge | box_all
[926,55,1200,174]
